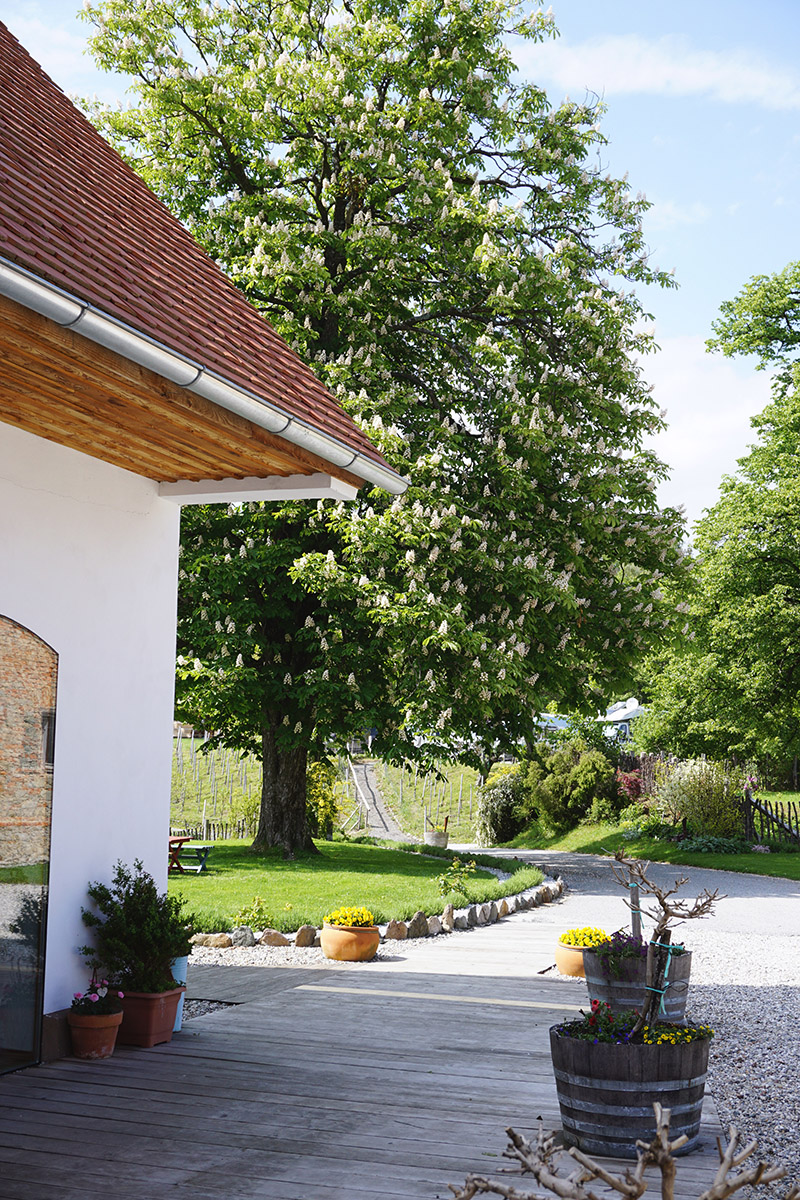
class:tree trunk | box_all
[251,724,317,855]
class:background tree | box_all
[84,0,686,852]
[635,262,800,777]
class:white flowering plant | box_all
[94,0,689,854]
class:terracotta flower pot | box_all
[116,986,186,1047]
[554,942,587,977]
[320,923,380,962]
[67,1010,123,1060]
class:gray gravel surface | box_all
[501,851,800,1190]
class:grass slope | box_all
[169,838,544,932]
[374,759,482,842]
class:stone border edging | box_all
[190,874,564,950]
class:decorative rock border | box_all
[190,875,564,951]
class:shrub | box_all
[436,857,478,900]
[618,802,644,827]
[81,859,194,992]
[526,740,620,833]
[616,768,642,803]
[306,758,339,837]
[475,763,527,844]
[551,714,620,763]
[618,804,677,842]
[233,895,273,928]
[655,759,745,837]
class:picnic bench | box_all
[168,836,212,874]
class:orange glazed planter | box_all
[554,943,587,977]
[320,923,380,962]
[67,1010,123,1059]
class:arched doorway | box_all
[0,616,56,1071]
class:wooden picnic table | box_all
[168,836,211,875]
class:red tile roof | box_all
[0,21,391,475]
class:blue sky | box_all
[2,0,797,529]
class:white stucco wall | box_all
[0,423,180,1011]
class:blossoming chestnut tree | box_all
[83,0,687,852]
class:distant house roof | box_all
[0,23,405,498]
[599,698,645,725]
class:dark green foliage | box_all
[637,260,800,767]
[80,860,195,993]
[679,834,750,854]
[763,838,800,853]
[525,740,620,833]
[552,714,620,763]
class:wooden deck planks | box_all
[0,961,724,1200]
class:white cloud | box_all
[643,335,773,530]
[2,16,88,79]
[0,12,129,104]
[517,35,800,111]
[644,200,712,232]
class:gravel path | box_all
[349,758,412,841]
[493,851,800,1187]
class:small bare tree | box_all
[610,851,723,1035]
[449,1104,799,1200]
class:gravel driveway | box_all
[468,848,800,1186]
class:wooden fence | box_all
[617,751,673,798]
[170,818,256,841]
[741,794,800,845]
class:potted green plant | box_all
[67,978,124,1059]
[555,926,608,977]
[80,859,194,1047]
[550,852,721,1158]
[320,905,380,961]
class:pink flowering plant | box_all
[70,977,123,1016]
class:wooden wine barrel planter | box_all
[550,1027,709,1159]
[583,950,692,1022]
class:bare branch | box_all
[450,1108,796,1200]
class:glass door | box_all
[0,616,56,1072]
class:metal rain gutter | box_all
[0,257,408,495]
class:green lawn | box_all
[0,863,47,885]
[506,817,800,880]
[168,838,544,932]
